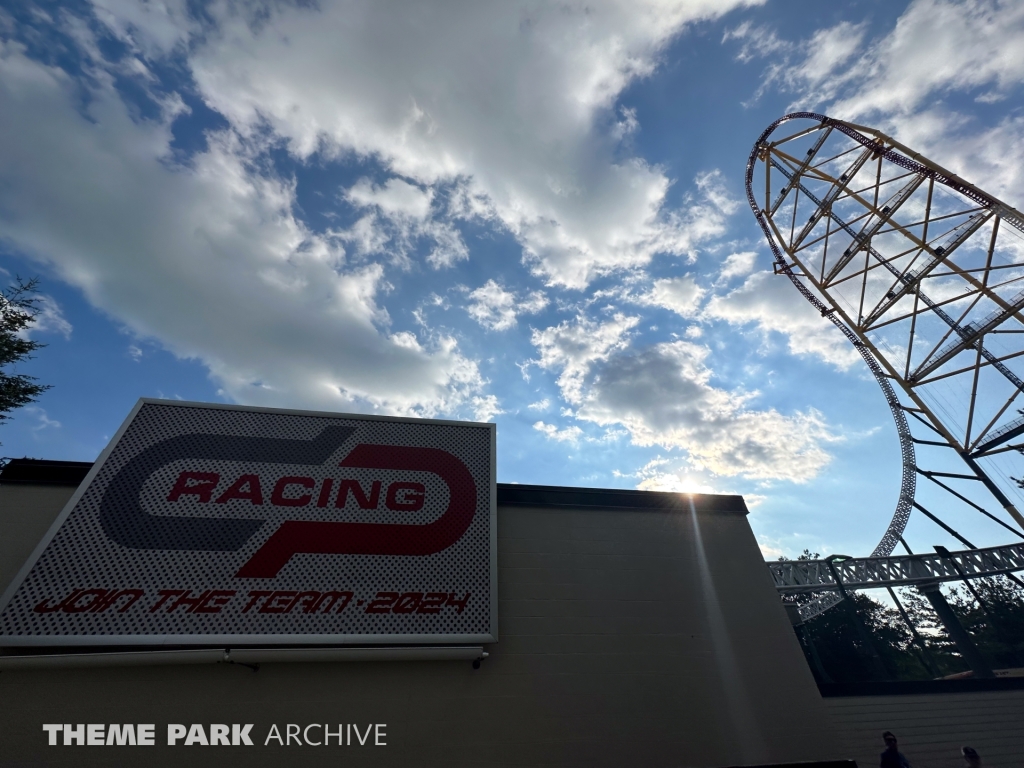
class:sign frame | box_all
[0,399,498,648]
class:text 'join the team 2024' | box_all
[32,588,471,616]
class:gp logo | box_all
[99,426,477,578]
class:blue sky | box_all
[3,0,1024,560]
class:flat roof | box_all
[0,458,747,513]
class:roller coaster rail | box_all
[775,543,1024,623]
[771,543,1024,593]
[747,113,1024,623]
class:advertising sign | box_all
[0,400,496,646]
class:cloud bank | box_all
[0,0,765,424]
[532,315,838,482]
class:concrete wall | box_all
[0,482,841,767]
[825,689,1024,768]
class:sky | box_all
[3,0,1024,561]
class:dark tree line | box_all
[787,551,1024,683]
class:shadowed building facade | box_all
[0,459,839,767]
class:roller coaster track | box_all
[769,544,1024,622]
[747,113,1024,620]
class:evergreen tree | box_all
[0,278,51,443]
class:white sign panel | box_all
[0,400,496,646]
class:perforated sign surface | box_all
[0,400,496,646]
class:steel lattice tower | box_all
[748,113,1024,621]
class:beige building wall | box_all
[825,689,1024,768]
[1,481,841,767]
[0,483,78,594]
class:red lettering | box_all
[63,589,109,613]
[241,590,273,613]
[167,471,220,503]
[167,590,213,613]
[215,474,264,505]
[150,589,186,612]
[114,589,145,613]
[193,590,236,613]
[386,482,425,511]
[316,479,334,508]
[446,592,470,614]
[294,591,322,613]
[34,588,83,613]
[416,592,448,614]
[392,592,422,614]
[91,589,145,613]
[311,591,353,613]
[335,479,381,510]
[36,588,148,614]
[365,591,399,614]
[272,476,314,507]
[258,590,299,614]
[236,445,477,579]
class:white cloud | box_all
[527,398,551,411]
[0,35,485,418]
[744,494,766,508]
[411,292,450,327]
[24,406,61,433]
[532,314,839,482]
[611,106,640,141]
[789,21,867,98]
[573,340,838,482]
[471,394,503,422]
[717,250,758,282]
[91,0,194,58]
[0,0,776,433]
[531,313,639,403]
[757,537,785,559]
[342,177,469,268]
[722,21,788,64]
[22,294,72,339]
[704,272,862,370]
[638,275,706,317]
[727,19,866,107]
[533,420,583,444]
[346,177,432,220]
[465,279,547,331]
[144,1,759,288]
[828,0,1024,121]
[631,456,723,494]
[745,1,1024,204]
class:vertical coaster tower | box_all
[748,113,1024,622]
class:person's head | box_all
[882,732,898,751]
[962,746,981,767]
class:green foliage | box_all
[796,575,1024,682]
[800,591,934,682]
[943,578,1024,669]
[0,277,51,437]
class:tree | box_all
[799,590,936,683]
[935,577,1024,669]
[789,576,1024,682]
[0,278,52,438]
[780,551,1024,681]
